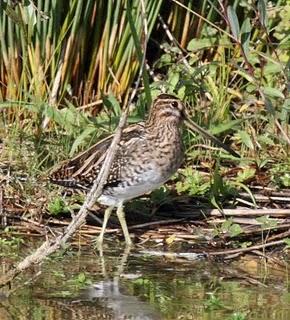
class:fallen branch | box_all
[208,239,286,256]
[206,208,290,217]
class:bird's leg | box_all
[116,205,132,246]
[96,206,114,246]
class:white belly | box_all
[97,168,167,207]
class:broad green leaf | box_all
[103,93,121,116]
[70,125,96,156]
[126,1,151,106]
[218,36,232,46]
[43,104,64,126]
[222,218,233,231]
[257,0,268,27]
[233,70,255,83]
[227,6,240,41]
[264,62,283,75]
[284,238,290,248]
[256,215,278,229]
[263,87,285,99]
[246,52,260,65]
[238,130,254,149]
[56,106,88,133]
[77,272,86,283]
[228,223,243,237]
[187,38,212,51]
[237,167,256,183]
[240,17,251,60]
[155,53,172,68]
[281,173,290,187]
[258,135,274,146]
[168,70,180,87]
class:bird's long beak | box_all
[184,118,240,158]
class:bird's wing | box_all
[49,122,145,189]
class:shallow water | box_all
[1,241,290,320]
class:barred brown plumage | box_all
[50,93,238,246]
[50,94,184,245]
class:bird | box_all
[50,94,238,246]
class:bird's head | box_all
[147,94,185,126]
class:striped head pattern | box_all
[147,94,185,126]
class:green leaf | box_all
[70,125,96,156]
[264,62,283,75]
[257,0,268,27]
[155,53,172,68]
[258,135,274,146]
[238,130,254,149]
[284,238,290,248]
[227,6,240,41]
[240,17,251,60]
[263,87,285,99]
[221,218,233,231]
[43,104,65,126]
[56,107,85,133]
[168,69,180,87]
[218,36,232,47]
[77,272,86,283]
[228,223,243,237]
[126,1,151,106]
[236,167,256,183]
[103,93,121,116]
[256,215,278,229]
[233,70,255,83]
[281,173,290,187]
[47,197,70,216]
[229,311,247,320]
[187,38,212,51]
[281,99,290,122]
[240,241,252,248]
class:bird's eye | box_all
[171,101,178,108]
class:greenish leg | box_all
[116,205,132,246]
[97,206,114,245]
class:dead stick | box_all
[206,208,290,217]
[208,239,286,256]
[128,218,186,230]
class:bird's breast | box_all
[99,125,184,205]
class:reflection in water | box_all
[33,279,161,320]
[75,246,161,319]
[79,279,161,319]
[1,243,290,320]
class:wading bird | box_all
[50,94,238,245]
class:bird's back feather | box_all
[49,123,145,189]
